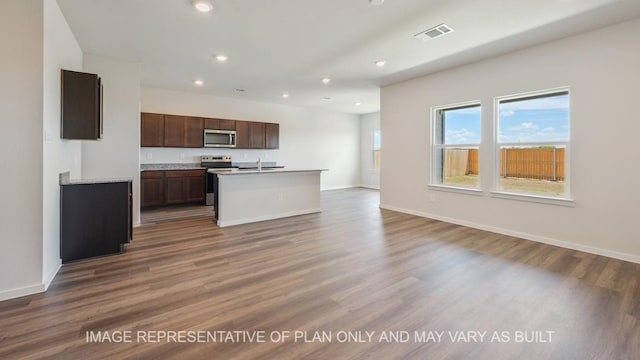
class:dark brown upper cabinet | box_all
[140,113,164,147]
[184,117,204,148]
[61,69,102,140]
[235,121,264,149]
[265,123,279,149]
[140,112,278,149]
[204,118,236,131]
[164,115,186,147]
[163,115,203,148]
[235,121,250,149]
[249,122,266,149]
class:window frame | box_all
[492,87,574,205]
[372,129,381,172]
[429,100,483,193]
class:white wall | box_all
[0,0,45,300]
[140,88,361,190]
[380,17,640,262]
[359,112,380,189]
[83,55,141,225]
[42,0,83,290]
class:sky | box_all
[442,94,569,144]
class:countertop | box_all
[208,168,326,175]
[60,178,133,186]
[141,163,205,171]
[140,162,282,171]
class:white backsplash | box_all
[140,147,280,165]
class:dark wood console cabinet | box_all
[60,180,132,263]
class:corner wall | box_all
[0,0,45,300]
[359,112,380,189]
[380,17,640,262]
[140,88,361,190]
[82,55,141,225]
[42,0,83,290]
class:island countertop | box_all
[208,168,326,175]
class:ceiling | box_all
[57,0,640,115]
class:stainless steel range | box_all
[201,155,235,205]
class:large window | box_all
[431,103,481,189]
[373,130,381,172]
[495,89,569,198]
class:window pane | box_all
[436,106,481,145]
[441,147,480,188]
[499,145,565,196]
[373,130,381,150]
[498,93,569,143]
[433,104,481,188]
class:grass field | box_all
[444,175,565,196]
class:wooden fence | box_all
[452,148,565,181]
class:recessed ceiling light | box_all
[355,102,362,106]
[374,60,386,67]
[194,79,204,86]
[321,77,331,85]
[322,97,332,101]
[281,93,290,99]
[215,54,228,62]
[369,0,384,6]
[193,0,213,12]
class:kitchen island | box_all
[208,168,325,227]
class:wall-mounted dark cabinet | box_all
[235,121,250,149]
[235,121,268,149]
[141,113,164,147]
[61,69,102,140]
[265,123,279,149]
[140,112,278,150]
[61,181,132,263]
[204,118,236,131]
[184,117,204,148]
[141,170,205,208]
[141,113,203,148]
[249,122,266,149]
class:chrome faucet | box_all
[257,157,262,171]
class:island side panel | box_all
[217,171,321,227]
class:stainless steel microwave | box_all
[204,129,236,148]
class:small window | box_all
[496,89,569,198]
[373,130,381,172]
[431,103,481,188]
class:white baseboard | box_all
[218,208,321,227]
[0,283,45,302]
[321,185,359,191]
[43,260,62,291]
[358,185,380,190]
[380,203,640,264]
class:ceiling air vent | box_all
[414,23,454,41]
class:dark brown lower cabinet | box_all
[61,181,132,263]
[141,171,164,207]
[186,175,206,203]
[141,170,205,208]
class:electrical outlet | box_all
[277,192,283,201]
[428,193,436,203]
[180,153,185,160]
[44,130,53,144]
[146,153,152,160]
